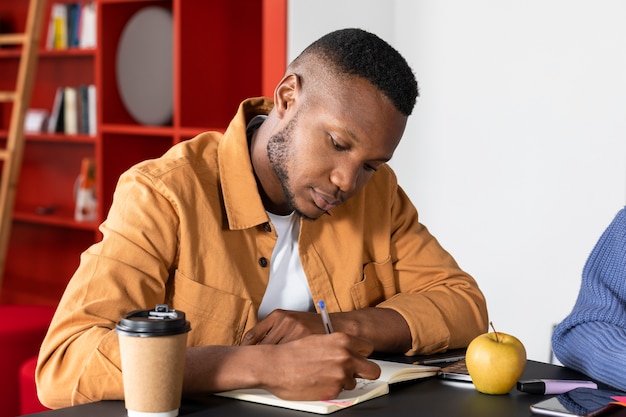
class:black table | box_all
[21,358,626,417]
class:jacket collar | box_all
[218,97,275,230]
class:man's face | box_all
[267,76,407,220]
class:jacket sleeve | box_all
[375,170,489,355]
[36,169,179,408]
[552,207,626,390]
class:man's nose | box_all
[330,164,360,194]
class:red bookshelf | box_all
[0,0,287,305]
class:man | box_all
[37,28,488,408]
[552,207,626,390]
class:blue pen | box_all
[318,300,334,334]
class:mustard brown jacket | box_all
[37,97,488,408]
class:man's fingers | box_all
[354,358,382,381]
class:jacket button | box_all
[263,223,271,232]
[258,257,268,267]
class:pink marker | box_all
[517,379,598,394]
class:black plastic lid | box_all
[116,304,191,337]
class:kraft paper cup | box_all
[116,305,191,417]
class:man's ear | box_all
[273,74,300,119]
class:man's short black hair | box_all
[296,28,419,116]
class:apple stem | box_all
[490,321,500,343]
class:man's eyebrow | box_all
[342,126,360,144]
[342,126,393,163]
[372,155,392,163]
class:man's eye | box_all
[364,164,378,172]
[331,137,346,151]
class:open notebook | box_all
[215,359,440,414]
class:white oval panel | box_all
[116,7,173,126]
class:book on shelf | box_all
[79,2,97,49]
[46,3,67,50]
[47,84,96,135]
[78,85,88,135]
[87,84,97,135]
[67,3,80,48]
[47,86,65,133]
[63,86,78,135]
[46,2,96,50]
[215,360,440,414]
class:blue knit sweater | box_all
[552,207,626,390]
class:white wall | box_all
[288,0,626,362]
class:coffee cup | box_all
[116,304,191,417]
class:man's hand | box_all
[184,333,380,401]
[241,307,412,353]
[242,309,324,345]
[258,333,381,400]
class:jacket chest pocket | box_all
[350,256,395,309]
[171,270,254,346]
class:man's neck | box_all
[248,112,291,215]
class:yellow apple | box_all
[465,323,527,395]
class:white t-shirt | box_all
[257,212,315,319]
